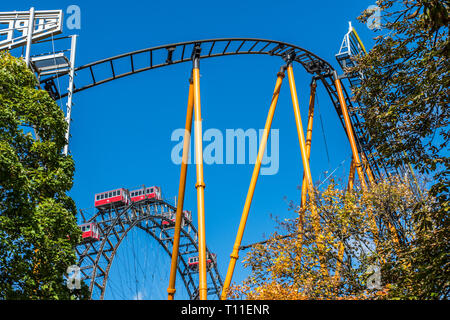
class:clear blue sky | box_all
[8,0,379,299]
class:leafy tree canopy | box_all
[0,51,87,299]
[353,0,449,201]
[230,177,449,300]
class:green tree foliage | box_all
[350,0,449,299]
[0,51,87,299]
[353,0,449,198]
[230,177,449,300]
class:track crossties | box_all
[39,38,385,180]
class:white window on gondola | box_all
[189,256,199,264]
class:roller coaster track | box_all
[77,198,223,300]
[335,25,403,179]
[37,38,394,299]
[40,38,332,98]
[39,38,386,181]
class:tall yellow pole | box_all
[287,65,316,204]
[192,57,208,300]
[167,78,194,300]
[347,157,356,192]
[220,66,286,300]
[333,71,367,191]
[287,63,328,277]
[297,80,316,261]
[361,152,375,186]
[300,80,317,209]
[333,72,387,260]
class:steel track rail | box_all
[40,38,333,99]
[40,38,385,181]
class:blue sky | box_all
[7,0,380,299]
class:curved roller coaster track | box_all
[36,37,397,300]
[40,38,391,180]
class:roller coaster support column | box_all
[286,59,328,277]
[334,73,397,252]
[297,79,316,261]
[167,77,194,300]
[300,79,317,210]
[361,152,376,186]
[333,71,368,191]
[192,49,208,300]
[221,66,286,300]
[347,157,356,192]
[333,71,387,252]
